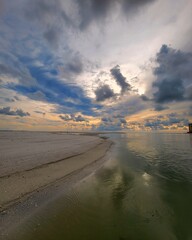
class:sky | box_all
[0,0,192,131]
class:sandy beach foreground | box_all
[0,131,112,211]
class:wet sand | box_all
[0,131,113,211]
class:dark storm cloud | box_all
[98,114,127,131]
[122,0,155,12]
[101,116,126,125]
[77,0,156,29]
[152,45,192,103]
[23,0,156,46]
[59,53,84,78]
[154,104,169,111]
[119,118,127,124]
[144,114,189,129]
[153,78,185,103]
[140,94,151,101]
[59,114,86,122]
[98,117,122,131]
[24,0,73,47]
[75,115,86,122]
[110,65,132,94]
[59,114,71,121]
[43,27,61,48]
[94,65,133,102]
[94,84,115,102]
[0,107,30,117]
[65,58,83,75]
[97,118,127,131]
[101,117,113,122]
[76,0,113,29]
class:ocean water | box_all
[7,132,192,240]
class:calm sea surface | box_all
[8,132,192,240]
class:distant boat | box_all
[187,123,192,133]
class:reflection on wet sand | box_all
[6,132,192,240]
[95,160,175,240]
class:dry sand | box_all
[0,131,112,211]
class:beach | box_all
[0,131,113,212]
[1,132,192,240]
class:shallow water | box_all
[7,132,192,240]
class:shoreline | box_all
[0,131,114,237]
[0,140,113,211]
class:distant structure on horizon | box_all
[188,123,192,133]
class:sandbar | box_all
[0,131,113,211]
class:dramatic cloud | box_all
[77,0,156,29]
[94,84,115,102]
[113,114,125,118]
[144,113,189,130]
[102,95,148,117]
[24,0,75,28]
[122,0,155,12]
[0,0,191,131]
[98,122,121,131]
[0,57,36,86]
[119,118,127,124]
[23,0,74,47]
[23,0,156,46]
[59,114,72,121]
[34,110,46,115]
[59,114,86,122]
[0,64,17,84]
[7,63,96,116]
[101,116,126,124]
[43,27,61,48]
[75,115,86,122]
[154,104,169,111]
[0,107,30,117]
[94,65,133,102]
[101,117,113,122]
[140,94,151,101]
[97,114,127,131]
[63,57,84,76]
[153,78,185,103]
[110,65,132,94]
[27,91,47,101]
[152,45,192,103]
